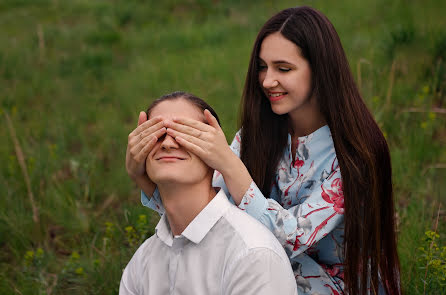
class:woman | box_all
[126,6,401,295]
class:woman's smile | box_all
[268,91,288,102]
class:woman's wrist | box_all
[133,174,156,197]
[220,152,253,205]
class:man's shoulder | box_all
[130,234,160,259]
[221,205,287,259]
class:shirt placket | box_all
[169,236,186,294]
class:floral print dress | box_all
[142,125,345,295]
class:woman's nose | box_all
[261,70,279,88]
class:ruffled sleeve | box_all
[141,188,165,215]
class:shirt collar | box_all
[181,189,230,244]
[155,214,174,247]
[155,189,231,246]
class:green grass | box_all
[1,0,445,294]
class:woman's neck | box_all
[288,97,326,138]
[288,96,326,162]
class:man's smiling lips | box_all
[155,156,186,162]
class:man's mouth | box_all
[156,156,186,161]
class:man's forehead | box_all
[150,100,205,122]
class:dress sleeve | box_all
[238,167,344,259]
[211,131,242,199]
[141,188,165,215]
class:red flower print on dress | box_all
[321,178,344,214]
[321,263,343,278]
[294,158,305,169]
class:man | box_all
[120,92,298,295]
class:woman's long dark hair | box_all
[240,7,401,295]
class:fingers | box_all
[131,127,167,161]
[174,136,206,157]
[165,120,206,139]
[203,109,220,129]
[133,136,157,162]
[129,120,164,144]
[131,116,163,137]
[170,117,214,132]
[166,128,207,147]
[138,111,147,126]
[139,121,166,139]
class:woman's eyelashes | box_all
[257,64,291,73]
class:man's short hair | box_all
[146,91,221,126]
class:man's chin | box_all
[151,174,194,186]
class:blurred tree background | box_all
[0,0,445,294]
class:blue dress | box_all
[142,125,345,294]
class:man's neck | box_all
[158,179,216,236]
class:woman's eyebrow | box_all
[258,57,295,66]
[272,60,294,65]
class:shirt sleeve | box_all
[238,168,344,259]
[222,248,298,295]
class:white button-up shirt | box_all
[120,189,298,295]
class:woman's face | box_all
[258,32,316,118]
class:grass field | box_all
[1,0,445,294]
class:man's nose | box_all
[160,134,179,150]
